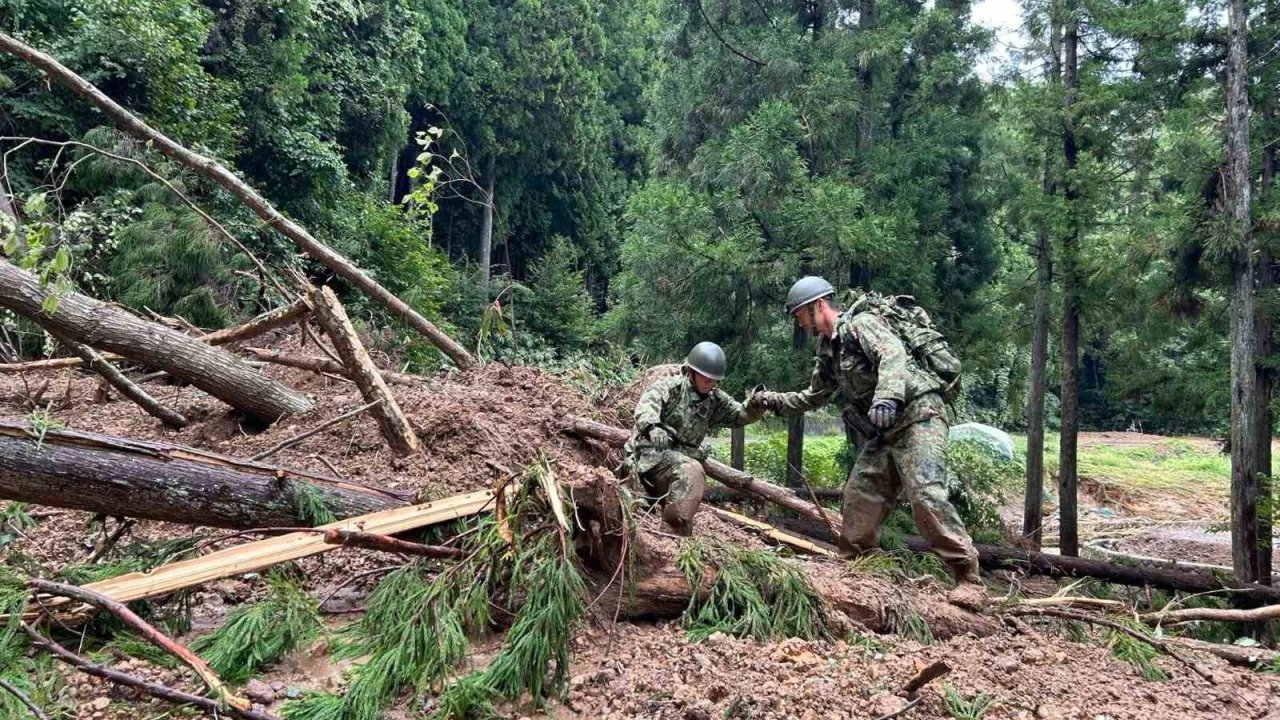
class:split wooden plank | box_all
[309,286,421,456]
[59,489,498,611]
[707,507,838,558]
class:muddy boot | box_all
[662,504,695,537]
[946,565,987,612]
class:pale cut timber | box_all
[310,286,420,456]
[706,507,837,557]
[45,489,499,614]
[0,32,476,370]
[0,298,308,374]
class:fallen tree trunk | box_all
[244,347,419,386]
[774,517,1280,604]
[0,421,407,528]
[54,335,187,429]
[309,286,420,456]
[0,32,476,370]
[564,416,837,526]
[0,258,311,423]
[0,298,309,374]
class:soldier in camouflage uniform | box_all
[753,277,983,600]
[625,342,766,536]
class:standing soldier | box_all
[752,277,985,608]
[624,342,766,536]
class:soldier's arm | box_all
[772,358,836,415]
[851,314,907,403]
[710,388,766,428]
[632,377,676,434]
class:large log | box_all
[0,258,311,423]
[309,286,420,456]
[0,32,476,370]
[0,421,407,528]
[564,416,837,526]
[0,299,309,374]
[774,517,1280,604]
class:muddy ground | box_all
[2,333,1279,719]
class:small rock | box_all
[869,693,903,717]
[243,679,275,704]
[995,656,1019,674]
[270,681,285,692]
[91,697,111,711]
[1022,648,1046,664]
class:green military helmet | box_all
[784,276,835,315]
[684,341,726,381]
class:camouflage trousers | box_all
[634,450,707,536]
[842,395,981,583]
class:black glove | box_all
[868,398,899,430]
[648,426,672,450]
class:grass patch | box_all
[1019,434,1230,506]
[942,684,995,719]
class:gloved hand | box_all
[868,398,899,430]
[749,390,782,412]
[648,426,673,450]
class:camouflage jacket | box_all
[625,374,764,471]
[773,308,946,426]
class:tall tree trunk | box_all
[0,422,407,528]
[1025,20,1061,550]
[731,426,745,471]
[0,258,311,424]
[857,0,877,156]
[1058,10,1081,557]
[1023,229,1052,549]
[1257,99,1276,585]
[1228,0,1264,583]
[786,415,805,488]
[479,154,496,299]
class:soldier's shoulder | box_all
[646,373,684,394]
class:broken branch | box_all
[249,399,382,461]
[55,335,187,429]
[309,285,420,456]
[321,529,465,559]
[0,677,48,720]
[21,622,277,720]
[27,577,251,711]
[244,347,420,385]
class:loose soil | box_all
[3,334,1279,719]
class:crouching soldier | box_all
[623,342,766,536]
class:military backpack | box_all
[847,292,962,400]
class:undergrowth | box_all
[942,683,995,719]
[281,457,591,720]
[676,537,829,642]
[1106,620,1169,681]
[191,570,324,683]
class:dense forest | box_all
[0,0,1273,437]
